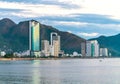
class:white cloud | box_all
[0,1,73,17]
[88,23,120,31]
[77,32,99,37]
[57,21,120,29]
[41,20,120,31]
[78,0,120,20]
[40,20,89,27]
[39,0,120,20]
[67,30,72,33]
[1,0,120,20]
[44,0,81,6]
[53,21,88,26]
[47,0,120,20]
[0,1,82,18]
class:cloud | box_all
[45,20,120,39]
[40,19,120,31]
[77,32,99,37]
[88,23,120,32]
[71,14,120,24]
[0,1,72,18]
[78,0,120,19]
[67,31,72,33]
[1,0,120,20]
[0,0,80,9]
[50,21,88,26]
[36,14,120,26]
[1,0,120,21]
[39,0,80,9]
[1,0,120,39]
[0,8,24,12]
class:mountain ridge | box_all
[90,33,120,56]
[0,18,86,54]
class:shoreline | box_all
[0,58,82,61]
[0,57,117,61]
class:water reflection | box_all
[31,60,62,84]
[0,61,33,84]
[1,59,120,84]
[31,60,41,84]
[43,60,61,84]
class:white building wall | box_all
[44,40,50,56]
[86,40,99,57]
[91,40,99,57]
[86,41,91,57]
[94,43,99,57]
[100,48,108,57]
[0,51,6,57]
[50,32,61,57]
[50,45,54,56]
[81,42,86,56]
[104,48,108,56]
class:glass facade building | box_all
[29,21,40,57]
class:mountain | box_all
[90,34,120,56]
[0,18,86,54]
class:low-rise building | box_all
[0,51,6,57]
[100,48,108,57]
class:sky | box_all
[0,0,120,39]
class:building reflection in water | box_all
[31,60,61,84]
[31,60,41,84]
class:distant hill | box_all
[0,18,86,54]
[90,34,120,56]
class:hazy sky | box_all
[0,0,120,39]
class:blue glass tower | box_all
[29,21,40,57]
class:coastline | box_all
[0,57,114,61]
[0,58,81,61]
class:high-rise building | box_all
[86,40,99,57]
[53,40,60,57]
[41,40,50,56]
[50,32,60,57]
[91,40,99,57]
[86,41,92,57]
[100,48,108,57]
[29,20,40,57]
[81,42,86,57]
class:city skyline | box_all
[29,20,62,57]
[0,0,120,39]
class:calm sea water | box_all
[0,58,120,84]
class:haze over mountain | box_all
[0,18,86,54]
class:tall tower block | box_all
[50,32,60,57]
[29,20,40,57]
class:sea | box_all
[0,58,120,84]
